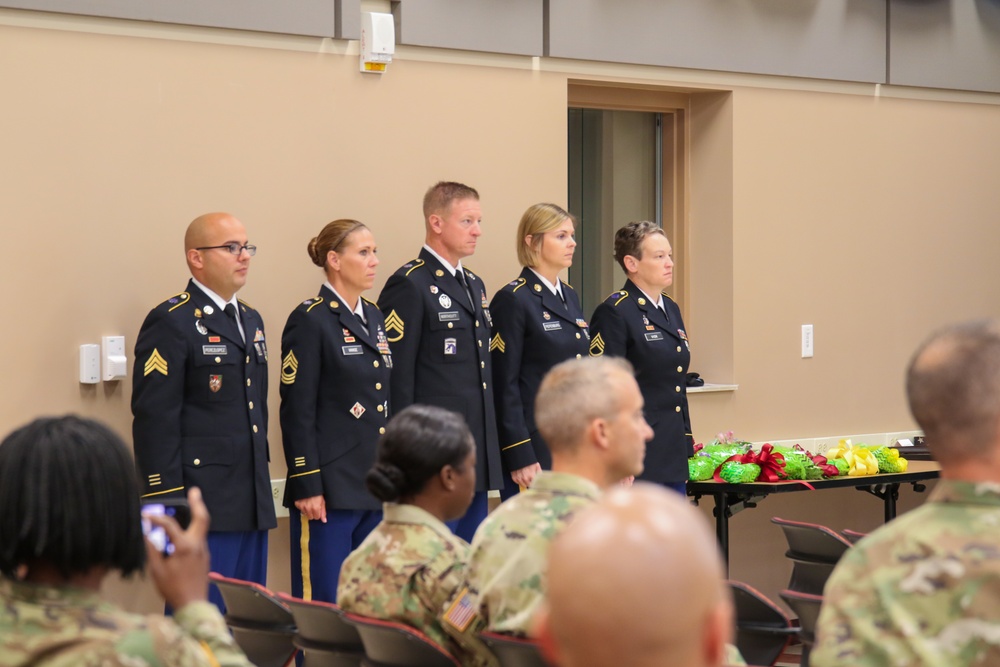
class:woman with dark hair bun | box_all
[279,218,391,604]
[337,405,495,667]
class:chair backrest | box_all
[841,528,867,544]
[278,594,365,667]
[778,590,824,644]
[728,580,797,667]
[208,572,297,667]
[480,631,547,667]
[343,613,460,667]
[771,517,853,563]
[787,557,838,596]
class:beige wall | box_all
[3,9,1000,610]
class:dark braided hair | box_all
[366,405,474,503]
[0,415,146,579]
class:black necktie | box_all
[558,288,568,311]
[224,303,244,342]
[355,311,369,336]
[457,270,475,309]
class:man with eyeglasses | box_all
[132,212,276,613]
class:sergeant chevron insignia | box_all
[589,333,605,357]
[143,349,168,376]
[384,310,405,342]
[490,332,506,353]
[281,350,299,385]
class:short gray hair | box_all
[535,356,634,453]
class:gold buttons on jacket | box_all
[375,382,382,390]
[676,366,683,373]
[193,458,201,466]
[373,360,380,368]
[246,355,251,363]
[246,379,251,386]
[480,361,485,369]
[677,346,682,353]
[475,321,480,327]
[576,354,582,359]
[377,405,384,413]
[675,387,681,393]
[215,357,221,363]
[675,406,681,413]
[478,341,482,348]
[482,382,487,389]
[448,322,454,329]
[576,333,581,339]
[253,425,259,433]
[249,401,254,409]
[379,427,385,434]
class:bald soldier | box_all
[536,484,735,667]
[132,213,275,612]
[441,357,652,649]
[814,319,1000,666]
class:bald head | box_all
[906,319,1000,463]
[184,212,250,301]
[543,484,731,667]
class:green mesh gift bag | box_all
[718,461,761,484]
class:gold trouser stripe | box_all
[198,641,222,667]
[141,486,184,498]
[300,513,312,601]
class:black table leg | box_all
[714,491,729,570]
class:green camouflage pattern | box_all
[445,471,601,644]
[337,503,497,667]
[813,479,1000,666]
[0,579,251,667]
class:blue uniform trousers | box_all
[290,507,382,602]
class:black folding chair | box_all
[728,580,797,666]
[480,631,547,667]
[209,572,297,667]
[278,593,365,667]
[343,613,460,667]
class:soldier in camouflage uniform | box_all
[0,416,252,667]
[538,484,736,667]
[441,357,652,648]
[814,319,1000,667]
[337,405,498,667]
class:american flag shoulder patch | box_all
[442,587,477,633]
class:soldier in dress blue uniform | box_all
[278,219,391,603]
[589,221,693,494]
[132,212,276,612]
[378,182,502,541]
[489,203,591,499]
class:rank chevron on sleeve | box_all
[490,332,505,353]
[281,350,299,385]
[384,309,405,342]
[589,332,605,357]
[143,349,168,376]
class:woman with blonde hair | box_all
[489,203,590,498]
[279,218,391,602]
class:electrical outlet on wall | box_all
[271,479,288,518]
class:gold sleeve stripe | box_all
[281,350,299,385]
[141,486,184,498]
[489,333,505,353]
[589,333,606,357]
[288,469,321,479]
[501,439,530,451]
[143,349,168,376]
[385,310,404,343]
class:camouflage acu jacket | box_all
[337,503,497,667]
[442,470,601,647]
[814,479,1000,666]
[0,579,251,667]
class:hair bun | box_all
[366,462,407,501]
[307,237,324,267]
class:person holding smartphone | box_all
[0,415,254,667]
[279,219,391,603]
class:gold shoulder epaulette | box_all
[362,296,379,309]
[510,277,527,292]
[403,258,425,276]
[303,296,324,312]
[237,298,255,310]
[610,290,629,307]
[164,292,191,313]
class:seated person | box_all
[441,356,652,645]
[337,405,497,667]
[536,483,735,667]
[814,319,1000,666]
[0,415,252,667]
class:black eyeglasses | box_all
[196,243,257,256]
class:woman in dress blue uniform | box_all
[489,203,591,498]
[589,221,693,494]
[279,219,392,602]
